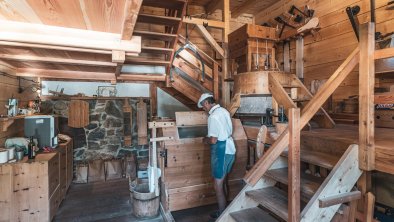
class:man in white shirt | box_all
[198,93,236,219]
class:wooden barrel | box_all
[343,98,358,114]
[132,183,159,218]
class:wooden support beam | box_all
[121,0,143,40]
[231,0,256,18]
[359,22,375,171]
[182,17,225,29]
[16,68,115,80]
[118,74,166,82]
[205,0,223,14]
[150,83,158,118]
[283,41,290,72]
[288,108,300,222]
[213,63,219,101]
[0,54,117,67]
[0,20,141,53]
[374,47,394,60]
[221,0,231,106]
[268,73,297,113]
[364,192,375,222]
[319,191,361,208]
[112,51,126,63]
[196,24,225,58]
[296,37,304,79]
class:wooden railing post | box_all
[358,22,375,171]
[288,108,300,222]
[213,62,219,101]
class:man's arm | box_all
[203,136,218,145]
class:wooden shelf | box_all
[0,115,26,132]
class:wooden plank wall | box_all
[258,0,394,104]
[0,74,38,146]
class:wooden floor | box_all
[172,203,218,222]
[54,179,163,222]
[301,124,394,174]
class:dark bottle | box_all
[28,137,35,159]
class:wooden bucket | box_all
[343,98,358,114]
[132,183,159,218]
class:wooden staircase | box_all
[133,0,219,109]
[132,0,187,67]
[220,144,362,222]
[218,47,361,222]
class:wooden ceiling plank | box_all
[0,0,42,23]
[80,0,126,33]
[195,24,224,58]
[121,0,143,40]
[16,68,114,81]
[0,60,16,75]
[231,0,257,18]
[205,0,223,15]
[0,20,141,53]
[78,0,93,30]
[26,0,87,30]
[0,53,116,67]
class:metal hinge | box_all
[159,149,167,167]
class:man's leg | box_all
[214,176,226,213]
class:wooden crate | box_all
[229,24,277,74]
[160,112,248,212]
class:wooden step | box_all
[266,168,324,199]
[282,150,340,170]
[142,0,186,10]
[230,207,279,222]
[141,46,173,55]
[134,30,177,41]
[246,186,288,221]
[293,98,311,102]
[137,14,181,26]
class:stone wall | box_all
[43,98,150,161]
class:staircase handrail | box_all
[244,47,360,186]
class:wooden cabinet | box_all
[0,139,73,222]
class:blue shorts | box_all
[210,140,235,179]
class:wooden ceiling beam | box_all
[121,0,143,40]
[205,0,223,15]
[117,74,166,82]
[16,68,115,81]
[231,0,256,18]
[0,20,141,53]
[0,53,116,67]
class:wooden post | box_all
[221,0,231,107]
[358,22,375,171]
[288,108,300,222]
[284,41,290,72]
[150,83,157,118]
[213,63,219,101]
[364,192,375,222]
[296,36,304,80]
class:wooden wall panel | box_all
[257,0,394,104]
[0,74,38,146]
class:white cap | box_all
[197,93,213,108]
